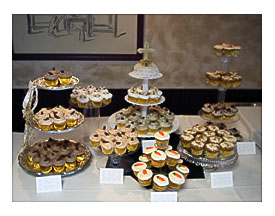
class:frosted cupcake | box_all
[217,129,230,137]
[53,156,65,174]
[53,115,67,130]
[137,169,153,186]
[147,111,159,122]
[91,93,103,107]
[138,92,149,104]
[128,87,139,103]
[149,91,161,104]
[114,141,127,155]
[132,162,147,177]
[192,124,207,134]
[58,70,72,85]
[65,154,77,172]
[116,117,128,128]
[183,128,197,136]
[205,143,220,158]
[201,103,213,117]
[102,91,113,105]
[44,71,59,87]
[153,174,169,191]
[164,111,175,122]
[139,154,152,168]
[202,131,216,140]
[209,136,223,145]
[77,94,89,108]
[70,91,79,104]
[151,150,167,168]
[38,117,53,131]
[165,149,180,166]
[148,121,160,134]
[176,164,189,178]
[144,145,157,159]
[155,131,170,150]
[168,171,185,189]
[136,121,148,135]
[127,137,139,152]
[89,133,101,147]
[223,135,237,144]
[100,140,114,155]
[195,134,208,144]
[190,140,205,156]
[65,110,79,127]
[39,157,53,174]
[160,119,173,132]
[220,142,235,156]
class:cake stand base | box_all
[106,156,135,175]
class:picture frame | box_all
[12,14,144,61]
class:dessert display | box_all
[33,67,79,89]
[70,85,113,108]
[213,42,241,57]
[200,103,239,122]
[126,85,164,105]
[89,126,140,155]
[32,105,84,132]
[18,138,92,176]
[108,105,179,137]
[205,71,242,88]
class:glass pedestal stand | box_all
[217,56,231,103]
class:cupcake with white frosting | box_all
[190,140,205,156]
[137,169,153,186]
[155,131,170,150]
[38,117,53,131]
[102,91,113,105]
[151,150,167,168]
[77,94,89,108]
[91,93,103,108]
[168,171,185,189]
[205,143,220,158]
[143,145,157,159]
[53,115,66,130]
[220,142,235,157]
[131,162,147,177]
[176,164,189,178]
[100,140,114,155]
[128,87,139,103]
[165,149,180,166]
[138,91,149,104]
[89,133,101,148]
[139,154,151,168]
[153,174,169,191]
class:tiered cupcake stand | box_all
[18,78,92,177]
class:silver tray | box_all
[177,142,238,168]
[198,110,240,124]
[125,95,165,107]
[33,76,79,90]
[18,139,92,177]
[108,112,179,138]
[30,111,84,134]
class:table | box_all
[12,107,261,201]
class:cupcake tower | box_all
[126,42,165,117]
[209,42,242,103]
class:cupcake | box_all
[127,137,139,152]
[96,125,107,136]
[102,91,113,105]
[139,154,151,168]
[223,108,235,120]
[128,113,139,122]
[53,156,65,173]
[144,145,157,159]
[114,141,127,155]
[27,149,40,164]
[137,169,153,186]
[147,111,159,122]
[205,143,220,158]
[217,129,230,137]
[149,91,161,104]
[192,124,207,134]
[44,70,59,87]
[168,171,185,189]
[183,128,197,136]
[116,116,128,128]
[65,154,77,172]
[53,115,67,130]
[232,75,242,87]
[209,73,221,86]
[58,70,72,86]
[190,140,205,156]
[34,108,50,123]
[207,125,219,133]
[89,133,101,148]
[153,174,169,191]
[91,93,103,108]
[39,157,53,174]
[138,91,149,104]
[223,135,237,144]
[128,87,139,103]
[151,150,167,168]
[165,149,180,166]
[136,121,148,135]
[209,136,223,145]
[201,103,213,117]
[160,119,173,132]
[38,117,53,131]
[202,131,216,140]
[65,110,79,127]
[164,111,175,122]
[212,108,223,121]
[176,164,189,178]
[148,121,160,134]
[73,144,86,165]
[32,154,42,172]
[100,140,114,155]
[77,94,89,108]
[131,162,147,177]
[195,134,208,144]
[220,142,235,157]
[155,131,170,150]
[221,76,233,88]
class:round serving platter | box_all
[177,142,238,169]
[108,112,179,138]
[124,95,165,107]
[29,112,84,134]
[198,110,240,124]
[129,71,163,80]
[33,76,79,91]
[18,139,92,177]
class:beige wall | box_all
[12,14,262,89]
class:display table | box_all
[12,107,261,202]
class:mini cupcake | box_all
[34,108,50,123]
[148,121,160,134]
[77,94,89,108]
[192,124,207,134]
[32,154,42,172]
[96,125,107,136]
[89,133,101,148]
[220,142,235,157]
[70,91,79,104]
[102,91,113,105]
[183,128,197,136]
[131,162,147,177]
[116,116,128,128]
[138,91,149,104]
[209,73,221,86]
[190,140,205,156]
[147,111,159,122]
[127,137,139,152]
[53,115,67,130]
[205,143,220,158]
[73,144,86,165]
[223,135,237,144]
[114,141,127,155]
[164,111,175,122]
[155,131,170,150]
[58,70,72,86]
[153,174,169,191]
[201,104,213,117]
[221,76,233,88]
[149,91,161,104]
[39,157,53,174]
[27,149,40,164]
[136,121,148,135]
[195,134,208,144]
[127,87,139,103]
[165,149,180,166]
[139,154,152,168]
[160,119,173,132]
[53,156,66,173]
[209,136,223,145]
[168,171,185,189]
[202,131,216,140]
[65,110,79,127]
[223,108,235,120]
[232,75,242,87]
[176,164,189,178]
[101,131,115,143]
[137,169,153,186]
[65,154,77,172]
[100,140,114,155]
[151,150,167,168]
[44,70,59,87]
[212,108,223,121]
[91,93,103,108]
[38,117,53,131]
[128,113,139,122]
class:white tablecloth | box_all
[12,107,261,202]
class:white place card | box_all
[142,139,156,153]
[36,175,62,193]
[100,168,124,184]
[151,192,178,202]
[237,141,256,155]
[211,171,233,188]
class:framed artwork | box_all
[12,14,144,60]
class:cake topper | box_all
[137,41,155,67]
